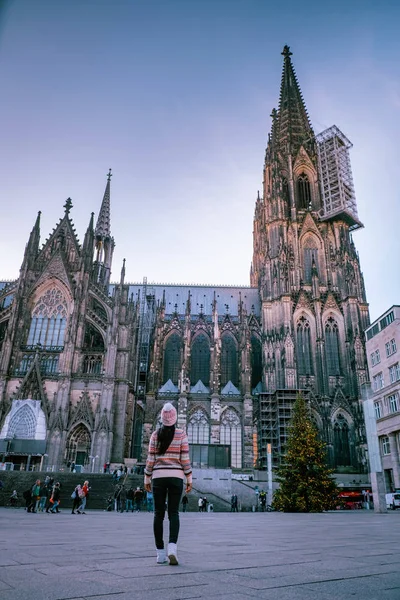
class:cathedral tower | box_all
[251,46,370,470]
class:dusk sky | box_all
[0,0,399,322]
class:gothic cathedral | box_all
[0,47,370,476]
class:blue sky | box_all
[0,0,399,321]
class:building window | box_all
[220,409,242,469]
[187,409,209,444]
[380,311,394,331]
[296,316,313,375]
[325,317,341,376]
[389,363,400,384]
[0,320,8,353]
[250,335,262,390]
[40,355,59,375]
[83,323,105,352]
[386,339,397,357]
[333,413,351,466]
[220,334,238,387]
[297,172,311,210]
[27,288,68,349]
[303,248,318,284]
[163,333,182,385]
[374,402,382,419]
[373,372,384,391]
[371,349,381,366]
[381,436,391,455]
[190,334,210,386]
[387,393,399,414]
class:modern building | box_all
[0,47,370,477]
[365,306,400,491]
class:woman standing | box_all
[144,402,192,565]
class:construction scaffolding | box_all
[316,125,363,231]
[131,277,156,459]
[256,389,307,469]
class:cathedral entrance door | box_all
[76,451,86,466]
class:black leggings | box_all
[152,477,183,549]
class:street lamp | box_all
[89,455,99,473]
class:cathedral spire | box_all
[276,45,314,158]
[95,168,112,240]
[93,169,115,289]
[25,210,41,261]
[120,258,126,285]
[82,212,94,265]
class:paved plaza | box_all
[0,508,399,600]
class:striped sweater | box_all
[144,428,192,484]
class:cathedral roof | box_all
[118,283,261,317]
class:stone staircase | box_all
[0,471,231,511]
[0,471,144,510]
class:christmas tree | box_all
[272,394,338,512]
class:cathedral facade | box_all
[0,47,370,475]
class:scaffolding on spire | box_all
[316,125,363,231]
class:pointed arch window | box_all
[83,323,105,352]
[188,409,210,444]
[27,288,68,349]
[8,405,37,439]
[220,334,238,387]
[303,248,318,283]
[251,335,262,390]
[297,172,311,210]
[190,333,210,386]
[333,413,351,466]
[220,409,242,468]
[296,317,313,375]
[325,317,341,375]
[163,333,182,385]
[0,320,8,353]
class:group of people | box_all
[13,477,91,515]
[107,485,152,512]
[22,476,62,513]
[197,496,211,512]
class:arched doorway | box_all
[65,424,91,467]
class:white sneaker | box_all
[156,549,168,564]
[167,543,178,565]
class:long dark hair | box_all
[157,424,176,455]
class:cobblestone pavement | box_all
[0,507,399,600]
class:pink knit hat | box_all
[161,402,177,426]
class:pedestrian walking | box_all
[77,480,89,514]
[126,487,134,512]
[198,497,203,512]
[27,479,41,513]
[231,494,238,512]
[182,494,188,512]
[119,485,127,512]
[134,487,143,512]
[49,482,61,513]
[38,482,48,512]
[71,484,82,514]
[146,489,154,512]
[144,402,192,565]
